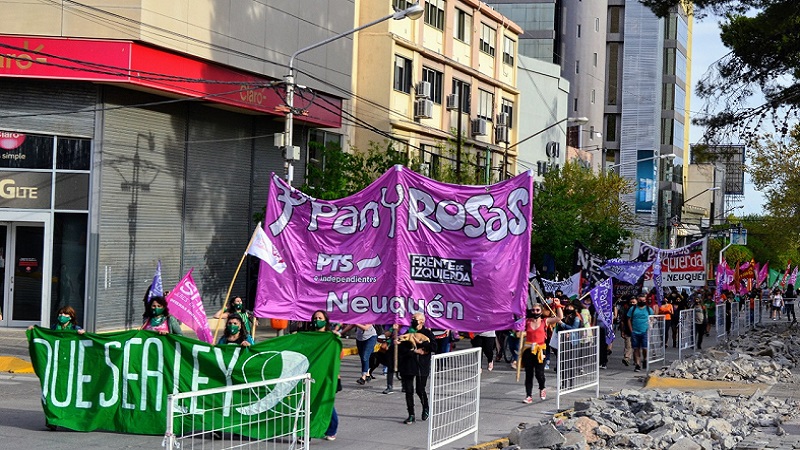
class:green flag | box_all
[768,269,781,288]
[28,328,341,437]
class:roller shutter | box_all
[0,78,95,137]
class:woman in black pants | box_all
[471,330,496,371]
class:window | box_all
[501,99,514,128]
[607,43,619,105]
[593,52,598,67]
[662,83,675,110]
[308,129,343,174]
[577,24,581,38]
[422,67,443,104]
[478,89,494,121]
[424,0,445,31]
[393,0,412,10]
[595,17,600,32]
[605,115,617,142]
[575,60,580,74]
[455,9,471,43]
[591,89,595,104]
[502,36,515,66]
[394,55,412,93]
[573,97,578,112]
[609,6,622,33]
[480,23,496,56]
[452,79,471,113]
[664,48,676,76]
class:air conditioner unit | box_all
[497,112,509,127]
[413,98,433,119]
[415,81,432,99]
[471,118,487,136]
[495,125,509,144]
[446,94,459,110]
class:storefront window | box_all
[50,213,87,325]
[57,138,91,170]
[0,132,54,169]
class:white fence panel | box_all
[715,304,726,340]
[731,302,740,338]
[428,347,481,450]
[678,309,695,360]
[555,326,599,410]
[647,315,666,368]
[164,373,312,450]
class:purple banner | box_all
[589,277,615,344]
[255,166,533,332]
[600,259,652,285]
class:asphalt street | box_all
[0,327,721,450]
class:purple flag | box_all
[600,259,652,285]
[255,166,533,332]
[166,269,213,344]
[588,277,615,345]
[148,260,163,301]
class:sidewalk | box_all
[0,326,725,450]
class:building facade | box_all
[0,1,353,330]
[352,0,522,183]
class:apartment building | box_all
[0,1,353,330]
[352,0,522,182]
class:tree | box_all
[531,161,635,277]
[642,0,800,142]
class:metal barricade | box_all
[731,302,740,338]
[647,315,666,368]
[164,373,311,450]
[428,348,481,450]
[716,303,726,340]
[678,308,695,360]
[742,299,753,331]
[754,296,762,325]
[555,326,600,410]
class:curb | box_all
[467,437,509,450]
[0,356,34,374]
[645,375,768,395]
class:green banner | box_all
[27,328,341,437]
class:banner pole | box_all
[214,225,260,343]
[515,332,527,382]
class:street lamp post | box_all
[281,3,424,185]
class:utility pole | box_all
[455,80,463,183]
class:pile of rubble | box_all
[505,325,800,450]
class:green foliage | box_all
[531,161,635,277]
[643,0,800,141]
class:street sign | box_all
[730,228,747,245]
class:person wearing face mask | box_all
[141,296,183,335]
[214,296,257,337]
[520,299,562,403]
[29,306,86,334]
[217,313,253,346]
[396,312,435,424]
[310,310,340,441]
[627,293,653,372]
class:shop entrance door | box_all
[0,212,51,328]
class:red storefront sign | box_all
[0,36,342,128]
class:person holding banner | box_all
[521,300,563,404]
[214,296,257,337]
[397,312,435,424]
[142,296,183,335]
[311,309,340,441]
[217,313,254,346]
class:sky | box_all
[688,17,766,217]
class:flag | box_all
[791,266,798,286]
[757,262,769,285]
[148,260,163,301]
[588,277,615,345]
[247,223,287,273]
[768,268,781,288]
[166,269,213,344]
[780,261,792,288]
[573,242,606,292]
[600,259,652,285]
[540,272,582,299]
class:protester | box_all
[617,295,635,366]
[396,312,435,424]
[28,306,86,335]
[771,288,783,321]
[694,302,708,349]
[311,310,339,441]
[214,296,257,337]
[142,296,183,335]
[368,334,395,390]
[431,329,452,354]
[217,313,254,346]
[659,296,675,347]
[627,293,653,372]
[521,300,563,403]
[471,330,496,371]
[785,284,797,324]
[342,323,378,385]
[704,293,715,337]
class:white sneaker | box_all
[523,396,533,404]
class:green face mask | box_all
[57,315,71,324]
[152,307,165,316]
[313,319,327,329]
[234,303,243,311]
[228,324,240,334]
